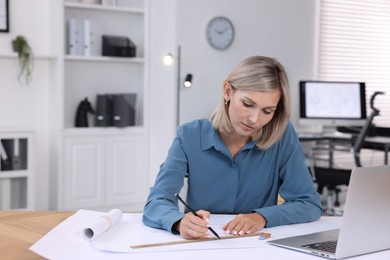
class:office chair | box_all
[310,91,385,215]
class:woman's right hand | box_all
[174,210,211,239]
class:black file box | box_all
[95,94,113,127]
[112,94,136,127]
[102,35,136,57]
[95,93,136,127]
[1,139,28,171]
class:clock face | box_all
[206,16,235,50]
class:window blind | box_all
[318,0,390,127]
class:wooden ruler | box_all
[131,232,271,249]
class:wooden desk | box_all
[0,211,73,259]
[4,210,390,259]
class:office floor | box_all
[319,185,348,216]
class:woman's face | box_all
[225,82,281,138]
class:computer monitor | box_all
[299,80,367,132]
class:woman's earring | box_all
[225,99,228,105]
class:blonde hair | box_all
[210,56,291,150]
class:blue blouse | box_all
[143,119,322,232]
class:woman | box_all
[143,56,322,239]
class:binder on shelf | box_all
[1,140,14,171]
[95,93,136,127]
[0,140,9,171]
[0,139,27,171]
[84,19,104,56]
[0,141,7,160]
[12,139,21,170]
[112,94,136,127]
[67,18,84,56]
[95,94,113,127]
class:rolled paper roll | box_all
[83,209,123,241]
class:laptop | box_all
[268,164,390,259]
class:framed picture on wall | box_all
[0,0,9,32]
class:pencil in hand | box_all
[175,193,221,239]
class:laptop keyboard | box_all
[302,240,338,253]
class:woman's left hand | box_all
[223,213,266,235]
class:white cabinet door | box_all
[61,129,147,211]
[105,134,147,207]
[63,136,105,209]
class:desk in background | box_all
[298,132,390,165]
[363,136,390,164]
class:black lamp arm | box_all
[370,91,385,115]
[353,91,385,167]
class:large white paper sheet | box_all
[30,209,343,259]
[92,213,271,252]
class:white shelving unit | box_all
[63,0,146,129]
[55,0,149,211]
[0,53,57,60]
[0,130,35,210]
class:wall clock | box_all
[206,16,234,50]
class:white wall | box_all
[148,0,178,186]
[0,0,319,209]
[176,0,318,126]
[0,0,57,209]
[147,0,319,185]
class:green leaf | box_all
[11,35,34,85]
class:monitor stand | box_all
[321,125,354,138]
[321,125,338,135]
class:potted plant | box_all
[12,35,34,85]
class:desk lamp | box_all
[353,91,385,166]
